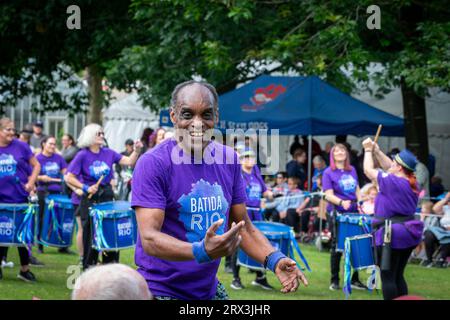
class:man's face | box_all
[33,125,42,135]
[126,144,134,153]
[0,122,15,144]
[170,84,217,153]
[296,153,306,164]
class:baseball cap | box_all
[33,120,44,128]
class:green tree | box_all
[0,0,146,124]
[108,0,449,163]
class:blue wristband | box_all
[192,240,213,264]
[265,251,287,273]
[82,184,89,194]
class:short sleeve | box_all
[377,171,392,193]
[131,154,168,210]
[59,155,68,170]
[231,154,247,205]
[110,149,123,164]
[21,141,33,162]
[67,151,83,176]
[322,169,332,192]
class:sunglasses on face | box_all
[96,132,105,137]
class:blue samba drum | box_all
[0,203,37,247]
[89,201,137,251]
[237,221,292,271]
[347,234,375,270]
[40,194,75,247]
[337,213,372,252]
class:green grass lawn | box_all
[0,244,448,300]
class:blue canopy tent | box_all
[159,75,404,136]
[159,75,405,193]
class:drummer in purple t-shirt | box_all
[322,143,365,291]
[0,118,41,282]
[35,136,68,254]
[131,81,308,300]
[65,123,142,270]
[362,138,424,300]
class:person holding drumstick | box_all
[65,123,142,270]
[132,81,308,300]
[0,117,40,282]
[362,138,424,300]
[36,136,68,254]
[322,143,365,291]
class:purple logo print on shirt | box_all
[177,179,229,243]
[338,174,357,195]
[88,161,110,180]
[0,154,17,178]
[43,162,60,178]
[246,182,262,202]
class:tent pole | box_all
[308,135,312,192]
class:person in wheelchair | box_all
[423,192,450,268]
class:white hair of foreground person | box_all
[77,123,103,149]
[72,264,152,300]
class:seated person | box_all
[359,185,378,215]
[412,201,439,260]
[264,176,310,235]
[423,192,450,268]
[72,264,153,300]
[271,172,288,197]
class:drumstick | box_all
[373,124,382,144]
[88,175,104,199]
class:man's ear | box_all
[169,108,177,126]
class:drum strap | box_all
[289,231,312,272]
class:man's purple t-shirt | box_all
[373,171,423,249]
[0,139,33,203]
[67,147,122,186]
[36,153,67,193]
[322,166,358,213]
[131,139,247,300]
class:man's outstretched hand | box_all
[275,258,309,293]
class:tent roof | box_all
[104,93,156,121]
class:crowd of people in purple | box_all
[0,81,448,301]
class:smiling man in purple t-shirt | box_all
[132,81,308,300]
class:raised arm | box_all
[432,192,450,215]
[373,142,393,171]
[362,138,379,182]
[119,141,143,167]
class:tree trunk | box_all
[86,64,103,125]
[400,78,429,165]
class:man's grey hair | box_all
[71,264,152,300]
[170,80,219,112]
[77,123,103,149]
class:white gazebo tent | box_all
[103,93,160,153]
